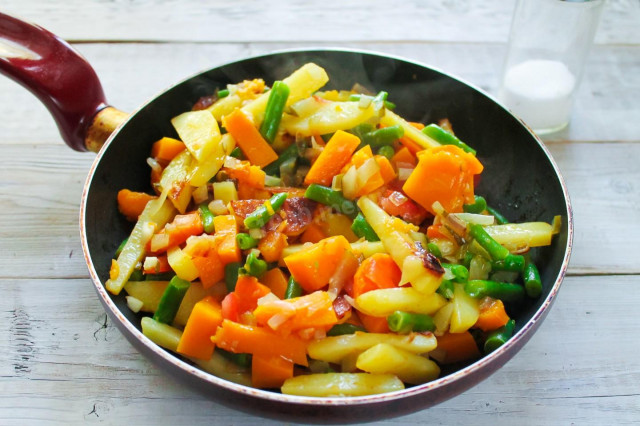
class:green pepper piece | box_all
[244,192,287,229]
[468,224,510,261]
[464,280,525,303]
[153,276,190,324]
[484,319,516,354]
[387,311,435,334]
[422,124,476,155]
[284,276,303,299]
[198,203,215,234]
[326,323,367,336]
[351,213,380,242]
[304,184,358,219]
[524,261,542,298]
[259,81,290,143]
[224,262,242,292]
[463,195,487,214]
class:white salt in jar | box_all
[498,0,604,134]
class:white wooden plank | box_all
[0,43,638,145]
[3,0,639,44]
[0,275,638,424]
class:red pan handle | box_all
[0,12,127,152]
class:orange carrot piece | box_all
[213,319,308,366]
[234,275,272,315]
[375,155,396,184]
[213,215,241,264]
[176,296,223,360]
[260,268,289,299]
[191,253,225,289]
[359,312,390,333]
[225,161,266,189]
[391,146,417,168]
[117,189,157,221]
[299,222,326,244]
[304,130,360,186]
[436,331,481,364]
[474,298,510,332]
[151,137,186,162]
[426,224,451,241]
[351,253,401,299]
[403,145,483,214]
[164,211,204,247]
[341,144,373,174]
[258,230,288,263]
[251,354,294,388]
[283,236,351,293]
[223,109,278,168]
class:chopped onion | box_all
[146,157,162,174]
[389,190,408,207]
[358,96,372,109]
[257,293,279,305]
[141,221,156,241]
[314,328,327,340]
[125,296,144,313]
[397,167,414,181]
[328,251,360,300]
[331,174,343,191]
[208,199,228,215]
[267,313,291,330]
[224,156,242,169]
[192,184,209,204]
[150,233,170,252]
[356,158,380,188]
[451,213,495,226]
[143,256,159,273]
[249,228,265,240]
[343,294,356,307]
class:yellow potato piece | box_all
[355,287,447,317]
[356,343,440,385]
[450,283,479,333]
[281,373,403,397]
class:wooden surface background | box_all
[1,1,639,424]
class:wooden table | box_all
[1,1,639,424]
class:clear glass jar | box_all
[498,0,604,134]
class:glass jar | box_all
[498,0,604,134]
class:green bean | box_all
[262,143,298,176]
[462,251,474,269]
[351,213,380,242]
[436,279,454,299]
[244,251,267,278]
[426,242,442,258]
[464,280,525,303]
[468,224,510,261]
[224,262,242,292]
[217,88,230,99]
[153,276,190,324]
[259,81,290,143]
[198,203,215,234]
[264,175,282,187]
[326,323,367,336]
[377,145,395,160]
[524,261,542,298]
[442,263,469,283]
[361,126,404,150]
[421,124,476,155]
[486,205,509,225]
[484,319,516,354]
[304,184,358,219]
[244,193,287,229]
[491,254,525,273]
[145,272,176,281]
[129,268,145,282]
[217,348,251,368]
[236,233,259,250]
[463,195,487,214]
[348,93,396,110]
[229,146,245,159]
[387,311,435,334]
[115,238,128,258]
[284,276,303,299]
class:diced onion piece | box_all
[397,167,414,181]
[257,292,279,305]
[356,158,380,188]
[147,157,162,174]
[389,190,408,207]
[143,256,159,273]
[192,184,209,204]
[208,199,228,215]
[126,296,144,313]
[358,96,372,109]
[342,165,358,200]
[451,213,495,226]
[224,156,242,169]
[267,313,291,330]
[328,250,360,301]
[150,233,170,252]
[331,174,343,191]
[249,228,266,240]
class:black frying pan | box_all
[0,12,572,423]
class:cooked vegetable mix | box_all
[107,63,561,397]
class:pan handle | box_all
[0,12,127,152]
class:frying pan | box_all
[0,12,573,422]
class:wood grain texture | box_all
[1,276,638,425]
[3,0,639,44]
[0,43,638,145]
